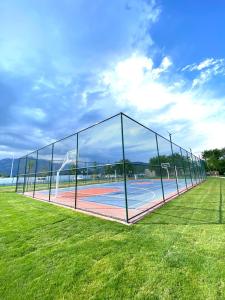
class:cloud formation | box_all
[0,0,161,158]
[182,58,225,88]
[98,54,225,151]
[0,0,224,161]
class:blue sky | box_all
[0,0,225,159]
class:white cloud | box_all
[33,77,57,90]
[102,53,174,111]
[181,58,225,88]
[197,58,216,70]
[99,53,225,152]
[193,119,225,150]
[21,108,46,121]
[151,56,172,78]
[159,56,172,70]
[182,58,218,71]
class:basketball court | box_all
[29,178,189,221]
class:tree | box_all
[202,148,225,175]
[70,163,76,175]
[114,159,134,176]
[104,164,113,176]
[149,153,186,166]
[27,160,35,174]
[92,161,98,179]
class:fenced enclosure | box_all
[16,113,206,223]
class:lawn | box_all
[0,178,225,299]
[0,185,16,192]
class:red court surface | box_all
[24,180,191,222]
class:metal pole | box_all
[10,153,14,178]
[168,133,179,195]
[75,133,79,209]
[33,151,39,198]
[198,156,203,182]
[201,159,206,180]
[200,160,203,181]
[196,156,202,183]
[201,158,205,181]
[120,113,129,223]
[193,154,199,184]
[198,157,202,182]
[190,149,198,185]
[15,157,20,192]
[23,156,28,194]
[187,151,193,187]
[180,147,188,190]
[156,134,165,202]
[190,149,197,185]
[49,144,54,202]
[202,159,206,180]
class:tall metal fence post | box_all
[190,149,197,185]
[200,160,203,181]
[203,160,207,179]
[169,136,179,195]
[49,144,54,202]
[200,159,205,180]
[198,156,202,182]
[199,157,203,182]
[75,133,79,209]
[23,156,28,194]
[156,134,165,202]
[180,148,188,190]
[194,154,199,184]
[187,152,194,187]
[202,158,205,181]
[120,113,129,223]
[194,155,200,184]
[15,158,20,192]
[198,158,202,182]
[33,151,39,198]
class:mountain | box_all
[0,158,63,177]
[0,158,149,177]
[0,158,19,177]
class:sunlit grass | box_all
[0,178,225,299]
[0,185,16,192]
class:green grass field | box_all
[0,178,225,299]
[0,185,16,192]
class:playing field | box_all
[26,178,189,221]
[17,112,206,223]
[0,178,225,299]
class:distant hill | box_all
[0,158,51,177]
[0,157,66,177]
[0,158,149,177]
[0,158,19,177]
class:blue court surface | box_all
[47,178,189,209]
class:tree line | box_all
[202,148,225,175]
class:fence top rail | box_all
[121,113,201,160]
[18,112,203,162]
[19,112,122,158]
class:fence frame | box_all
[16,112,206,223]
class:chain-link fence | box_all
[16,113,206,223]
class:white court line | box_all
[77,189,156,201]
[77,188,157,205]
[129,191,157,207]
[54,178,183,191]
[54,179,185,196]
[128,186,156,193]
[79,192,157,209]
[56,183,172,197]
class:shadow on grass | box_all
[139,189,223,225]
